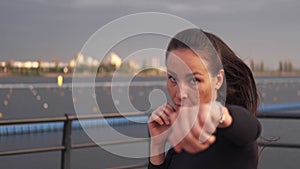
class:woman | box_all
[148,28,261,169]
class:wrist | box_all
[218,107,232,128]
[150,140,166,153]
[150,142,166,165]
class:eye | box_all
[190,78,200,85]
[168,75,177,83]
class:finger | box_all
[159,110,171,125]
[198,106,218,135]
[168,109,178,124]
[150,113,164,125]
[165,102,176,112]
[202,117,217,135]
[155,104,172,125]
[181,142,202,154]
[149,105,167,123]
[148,106,162,121]
[181,133,211,153]
[173,142,183,153]
[163,103,176,117]
[175,136,198,153]
[199,130,212,143]
[189,117,213,142]
[183,121,213,147]
[204,135,216,145]
[169,133,183,153]
[198,103,210,124]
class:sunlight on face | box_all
[166,49,219,110]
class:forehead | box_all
[166,49,208,75]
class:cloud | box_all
[163,0,298,15]
[71,0,115,8]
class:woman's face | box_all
[166,48,222,110]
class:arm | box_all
[148,150,166,169]
[148,103,175,168]
[219,105,261,146]
[149,142,166,166]
[148,148,175,169]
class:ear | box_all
[215,69,224,90]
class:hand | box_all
[197,101,224,141]
[148,102,176,146]
[168,105,215,153]
[168,102,225,153]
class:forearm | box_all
[150,142,166,165]
[219,105,261,146]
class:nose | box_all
[176,82,188,100]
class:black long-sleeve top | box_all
[148,105,262,169]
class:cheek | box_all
[198,83,213,103]
[166,82,176,98]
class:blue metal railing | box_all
[258,103,300,112]
[0,115,148,136]
[2,103,300,136]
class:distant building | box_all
[129,60,139,70]
[69,52,84,68]
[10,61,39,69]
[40,61,56,69]
[103,52,122,68]
[151,57,160,68]
[86,56,99,67]
[70,52,99,68]
[0,61,7,73]
[0,61,6,67]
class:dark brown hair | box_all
[166,28,259,115]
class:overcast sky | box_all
[0,0,299,69]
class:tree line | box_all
[250,59,296,72]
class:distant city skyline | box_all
[0,0,300,69]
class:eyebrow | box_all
[190,72,204,76]
[167,70,177,77]
[167,70,203,77]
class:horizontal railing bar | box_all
[258,103,300,112]
[70,112,148,120]
[1,109,300,126]
[0,112,148,125]
[0,146,65,156]
[1,111,300,137]
[258,142,300,149]
[0,138,148,157]
[105,163,148,169]
[72,138,148,149]
[0,117,67,125]
[257,111,300,119]
[1,141,299,157]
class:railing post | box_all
[61,114,72,169]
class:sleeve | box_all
[148,148,175,169]
[220,105,262,146]
[148,161,166,169]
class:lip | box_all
[174,103,182,107]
